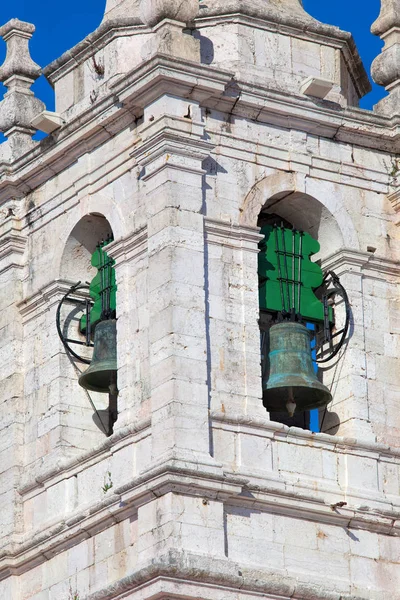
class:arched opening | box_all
[256,188,348,434]
[258,191,344,262]
[60,213,113,282]
[58,214,118,437]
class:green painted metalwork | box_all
[80,238,117,333]
[258,225,327,322]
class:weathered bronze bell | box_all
[79,319,118,394]
[263,321,332,416]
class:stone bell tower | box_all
[0,1,399,599]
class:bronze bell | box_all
[79,319,118,394]
[263,321,332,416]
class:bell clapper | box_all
[109,382,118,396]
[286,387,297,417]
[107,378,119,437]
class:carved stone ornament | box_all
[0,19,45,141]
[140,0,199,27]
[371,0,400,116]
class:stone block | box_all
[284,544,350,591]
[67,538,94,577]
[239,431,273,472]
[43,551,69,588]
[346,453,379,492]
[277,442,323,480]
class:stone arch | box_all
[59,214,113,282]
[240,171,359,258]
[54,192,126,279]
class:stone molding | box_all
[18,417,151,495]
[240,171,307,228]
[18,278,84,324]
[131,116,213,180]
[0,57,398,205]
[321,248,400,279]
[388,186,400,224]
[211,409,400,462]
[205,218,263,252]
[44,23,148,83]
[45,1,370,100]
[82,549,370,600]
[106,226,148,267]
[0,228,26,273]
[1,455,399,586]
[1,462,242,579]
[0,103,136,203]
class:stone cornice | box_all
[388,186,400,224]
[44,6,370,100]
[0,462,242,580]
[0,225,26,273]
[106,226,148,267]
[321,248,400,279]
[44,22,148,83]
[18,278,83,324]
[18,417,152,496]
[82,549,369,600]
[1,456,399,585]
[205,218,263,252]
[0,57,397,207]
[0,412,397,581]
[130,116,214,180]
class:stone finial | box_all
[140,0,199,27]
[371,1,400,116]
[0,19,45,143]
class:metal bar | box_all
[280,226,291,314]
[99,244,105,318]
[274,226,286,313]
[297,232,303,315]
[62,299,87,306]
[107,254,112,316]
[291,229,295,314]
[85,298,91,346]
[64,338,94,347]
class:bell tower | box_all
[0,1,399,599]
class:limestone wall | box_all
[0,4,398,600]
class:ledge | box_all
[0,56,397,208]
[2,455,399,583]
[18,416,152,495]
[211,410,400,459]
[44,4,370,101]
[63,549,377,600]
[321,248,400,278]
[205,218,263,252]
[44,20,146,82]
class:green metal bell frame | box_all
[79,319,117,394]
[263,321,332,415]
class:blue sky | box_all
[0,0,385,112]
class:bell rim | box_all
[263,384,332,412]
